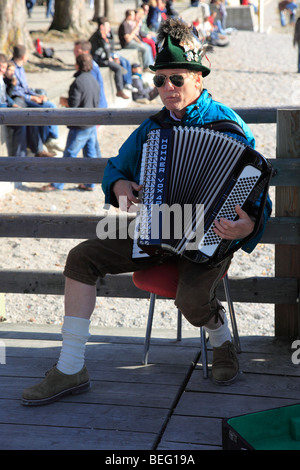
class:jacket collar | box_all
[181,89,211,126]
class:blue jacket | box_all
[102,89,272,254]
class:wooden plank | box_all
[1,106,299,126]
[0,213,134,239]
[0,423,155,450]
[159,415,223,448]
[0,157,298,186]
[0,156,107,183]
[160,399,300,449]
[0,323,199,451]
[3,337,200,367]
[2,376,182,408]
[172,391,299,419]
[1,398,167,434]
[0,107,160,126]
[1,356,195,387]
[160,394,299,447]
[271,158,300,187]
[1,326,298,450]
[0,322,199,344]
[0,270,298,303]
[0,214,299,244]
[262,216,300,244]
[275,109,300,337]
[164,333,300,448]
[0,106,291,127]
[188,371,300,398]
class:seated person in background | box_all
[89,17,135,99]
[118,9,154,70]
[0,54,55,158]
[135,8,157,60]
[12,44,63,153]
[105,20,136,92]
[41,54,100,192]
[131,62,159,104]
[3,61,18,107]
[203,15,229,46]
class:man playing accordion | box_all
[23,19,272,406]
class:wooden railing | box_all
[0,107,299,337]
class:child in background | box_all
[4,61,21,107]
[131,63,159,104]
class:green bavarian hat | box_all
[149,18,211,77]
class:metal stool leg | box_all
[143,293,156,365]
[177,309,182,341]
[223,273,241,353]
[144,299,183,365]
[142,275,240,371]
[200,327,208,379]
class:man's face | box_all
[104,22,110,35]
[73,45,83,58]
[154,68,202,119]
[127,10,135,22]
[5,66,14,79]
[22,51,29,64]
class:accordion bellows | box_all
[135,126,272,264]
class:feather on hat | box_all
[150,18,212,76]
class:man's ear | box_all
[195,72,203,89]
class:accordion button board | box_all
[198,166,261,257]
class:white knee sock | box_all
[204,313,232,348]
[57,316,91,375]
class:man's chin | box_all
[164,98,182,112]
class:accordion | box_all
[134,126,273,264]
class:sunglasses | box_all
[153,74,187,88]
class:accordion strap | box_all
[150,109,247,139]
[200,120,247,139]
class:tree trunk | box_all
[0,0,32,55]
[92,0,102,20]
[92,0,116,22]
[49,0,90,34]
[104,0,116,22]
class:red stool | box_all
[133,262,241,377]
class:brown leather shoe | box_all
[212,341,239,385]
[35,150,56,157]
[22,365,90,406]
[116,90,129,99]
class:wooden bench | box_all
[0,107,299,337]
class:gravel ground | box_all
[0,11,299,336]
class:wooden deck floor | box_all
[1,323,300,451]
